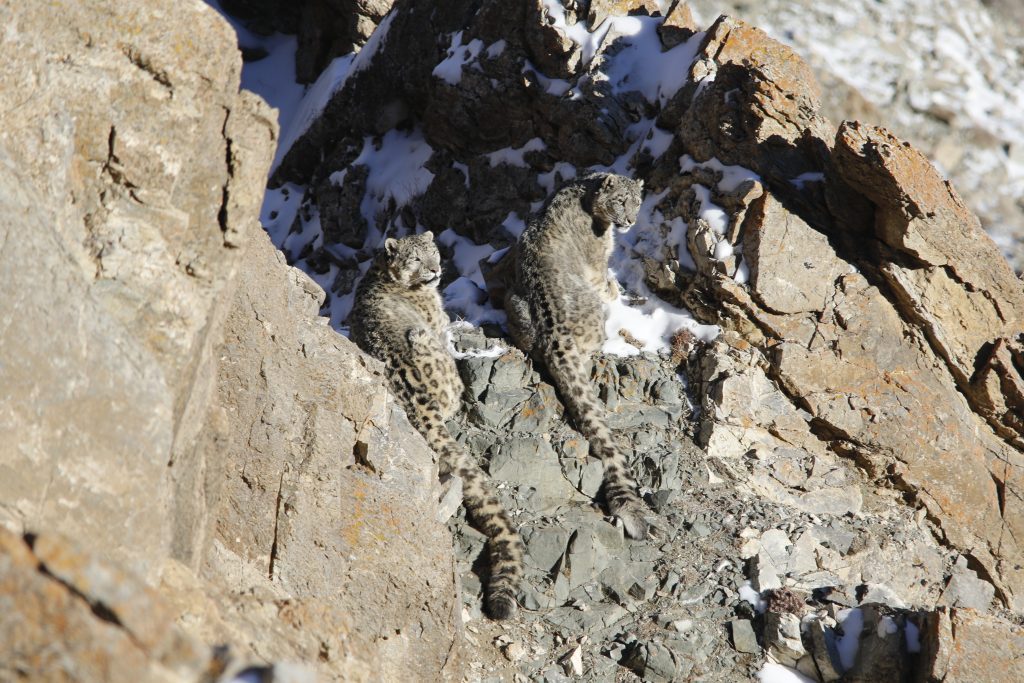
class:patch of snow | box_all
[487,246,510,264]
[264,8,396,174]
[603,189,720,355]
[539,0,703,99]
[756,663,817,683]
[501,211,527,239]
[538,162,578,196]
[452,161,470,188]
[641,126,674,160]
[714,240,734,260]
[438,229,494,288]
[691,184,729,234]
[603,292,712,356]
[739,581,767,613]
[734,257,750,284]
[522,60,574,96]
[272,53,355,174]
[836,607,865,671]
[446,321,507,359]
[349,10,396,77]
[904,619,921,653]
[354,127,435,236]
[877,615,899,638]
[443,277,506,327]
[486,138,547,168]
[485,39,507,59]
[601,20,704,107]
[433,31,485,85]
[260,182,305,247]
[680,154,762,192]
[790,171,825,189]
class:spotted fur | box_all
[505,173,650,539]
[350,232,523,619]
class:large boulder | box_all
[184,230,461,680]
[0,0,274,582]
[0,1,461,680]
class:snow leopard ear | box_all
[384,238,399,255]
[422,230,434,240]
[599,174,617,192]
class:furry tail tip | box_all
[612,498,650,540]
[485,589,519,620]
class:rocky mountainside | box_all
[688,0,1024,273]
[1,1,1022,682]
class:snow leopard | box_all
[504,172,650,539]
[349,231,523,619]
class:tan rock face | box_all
[190,232,461,681]
[654,13,1024,612]
[833,121,1024,388]
[586,0,663,29]
[0,0,276,580]
[0,529,212,683]
[0,0,460,680]
[917,608,1024,682]
[670,15,834,192]
[706,180,1023,608]
[743,194,849,314]
[658,1,698,48]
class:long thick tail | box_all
[416,409,524,619]
[542,343,650,540]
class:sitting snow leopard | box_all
[349,232,523,619]
[504,172,651,539]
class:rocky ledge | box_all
[1,1,1023,682]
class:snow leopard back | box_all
[505,174,650,539]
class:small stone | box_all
[605,642,627,662]
[661,572,681,594]
[670,619,692,633]
[559,645,583,676]
[806,618,843,682]
[938,563,996,611]
[503,642,527,662]
[730,619,759,654]
[436,475,463,523]
[658,1,699,49]
[764,612,805,667]
[859,583,907,609]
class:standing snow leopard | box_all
[350,232,523,619]
[504,172,651,539]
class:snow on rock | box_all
[537,162,578,195]
[486,138,547,168]
[443,277,506,327]
[433,31,485,85]
[835,607,865,671]
[273,54,355,174]
[522,60,574,97]
[599,18,704,107]
[500,212,527,239]
[739,581,767,614]
[756,663,817,683]
[438,229,493,288]
[605,188,721,355]
[680,154,761,193]
[352,127,435,233]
